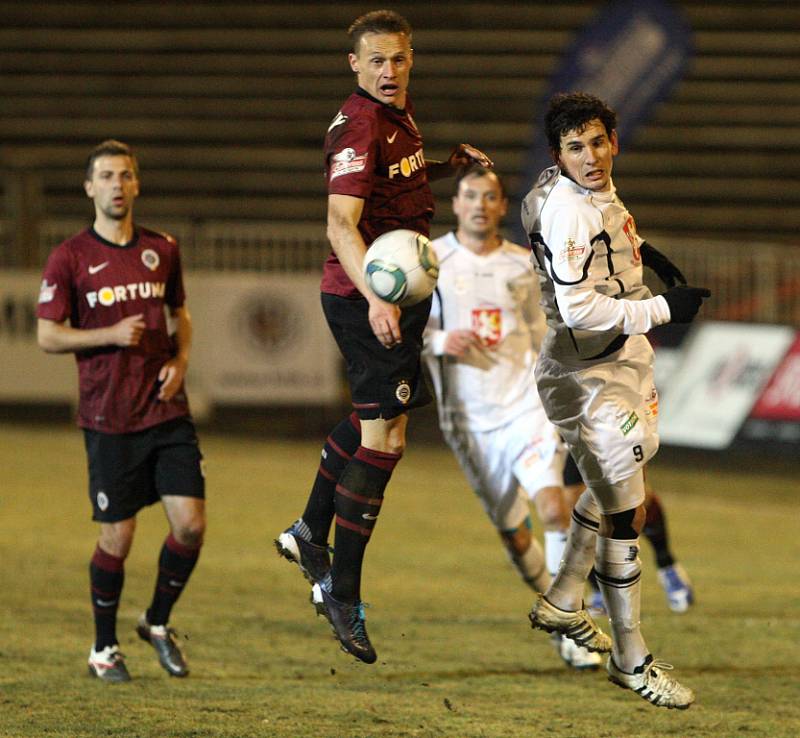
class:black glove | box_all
[640,242,686,288]
[662,285,711,323]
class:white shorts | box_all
[444,404,566,530]
[535,334,659,491]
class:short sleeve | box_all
[325,114,378,199]
[165,244,186,309]
[36,244,73,322]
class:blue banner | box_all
[515,0,693,236]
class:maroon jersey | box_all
[37,226,190,433]
[321,89,435,297]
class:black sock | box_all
[146,534,201,626]
[90,545,125,650]
[302,413,361,545]
[331,446,400,602]
[643,493,675,568]
[587,566,600,593]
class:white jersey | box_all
[423,231,546,432]
[521,167,671,363]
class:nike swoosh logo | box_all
[88,262,109,274]
[362,513,378,520]
[386,131,398,144]
[168,580,185,588]
[95,598,118,607]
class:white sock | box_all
[544,529,568,578]
[595,536,649,672]
[547,490,599,611]
[508,536,551,592]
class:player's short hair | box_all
[85,139,139,181]
[453,165,506,199]
[348,10,412,52]
[544,92,618,154]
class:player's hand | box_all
[448,143,494,170]
[640,243,687,288]
[662,285,711,323]
[157,356,188,401]
[444,329,480,357]
[111,313,146,347]
[368,297,402,349]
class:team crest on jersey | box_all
[38,279,57,304]
[558,238,586,264]
[472,307,502,347]
[395,380,412,404]
[623,216,641,262]
[330,147,368,180]
[141,249,160,271]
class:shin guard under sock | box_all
[595,536,648,672]
[302,413,361,545]
[547,490,599,611]
[90,545,125,650]
[146,534,201,626]
[330,446,400,602]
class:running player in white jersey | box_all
[423,166,600,669]
[521,93,710,709]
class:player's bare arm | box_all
[327,193,402,348]
[158,306,191,401]
[37,313,146,353]
[426,143,494,181]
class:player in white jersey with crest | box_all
[423,166,600,670]
[521,93,710,709]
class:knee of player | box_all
[604,505,646,539]
[534,486,569,529]
[173,516,206,547]
[499,525,532,556]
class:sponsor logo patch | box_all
[38,279,57,304]
[141,249,160,271]
[620,411,639,436]
[645,387,659,419]
[625,545,639,562]
[395,380,412,404]
[557,238,586,264]
[388,148,425,179]
[330,147,368,180]
[85,281,166,308]
[471,307,502,347]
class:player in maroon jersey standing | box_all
[37,140,205,682]
[275,9,492,664]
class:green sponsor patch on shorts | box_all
[620,411,639,436]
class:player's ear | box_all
[84,179,94,198]
[348,52,359,73]
[610,130,619,155]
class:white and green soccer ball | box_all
[363,229,439,307]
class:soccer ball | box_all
[363,229,439,306]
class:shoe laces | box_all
[645,660,682,695]
[348,602,369,642]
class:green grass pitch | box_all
[1,423,798,737]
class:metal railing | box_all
[3,218,798,326]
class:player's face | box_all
[452,173,507,238]
[349,32,413,108]
[556,119,619,192]
[84,155,139,220]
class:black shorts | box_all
[83,416,205,523]
[321,292,433,420]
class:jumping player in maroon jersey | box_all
[37,140,205,682]
[275,9,492,663]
